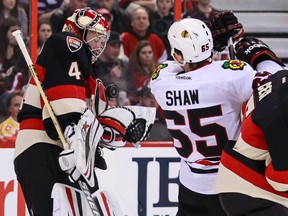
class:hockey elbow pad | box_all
[235,37,284,69]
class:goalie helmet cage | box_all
[28,0,182,64]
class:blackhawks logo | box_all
[222,60,246,70]
[151,63,168,80]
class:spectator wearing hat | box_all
[93,31,131,106]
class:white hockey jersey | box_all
[150,60,256,194]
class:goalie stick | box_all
[12,30,101,216]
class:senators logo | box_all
[152,63,168,80]
[222,60,246,70]
[66,36,83,52]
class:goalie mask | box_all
[168,18,213,66]
[63,8,110,63]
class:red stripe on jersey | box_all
[20,118,44,130]
[241,114,268,150]
[65,188,77,216]
[34,64,46,82]
[45,85,86,101]
[85,76,96,98]
[100,191,111,216]
[266,162,288,184]
[221,151,288,198]
[98,118,126,135]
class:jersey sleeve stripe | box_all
[20,118,44,130]
[42,98,86,120]
[45,85,86,101]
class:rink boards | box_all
[0,142,180,216]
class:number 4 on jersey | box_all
[68,61,81,80]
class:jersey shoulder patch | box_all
[152,61,183,80]
[222,60,246,70]
[151,63,168,80]
[66,36,83,53]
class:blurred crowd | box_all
[0,0,227,142]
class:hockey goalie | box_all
[13,7,156,216]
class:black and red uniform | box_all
[14,31,96,215]
[216,69,288,215]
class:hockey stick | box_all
[227,37,236,60]
[12,30,101,216]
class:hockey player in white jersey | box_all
[150,11,284,216]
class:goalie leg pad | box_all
[91,189,123,216]
[52,183,96,216]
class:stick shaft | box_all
[228,37,236,60]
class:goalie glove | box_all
[235,37,285,69]
[208,11,244,52]
[98,107,135,150]
[98,106,156,149]
[124,106,156,147]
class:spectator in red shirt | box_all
[121,7,167,63]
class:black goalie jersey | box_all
[216,70,288,208]
[15,32,96,158]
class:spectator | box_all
[182,0,198,12]
[50,0,88,33]
[126,40,158,103]
[37,20,53,54]
[136,86,172,141]
[119,0,156,13]
[121,7,167,63]
[93,31,130,104]
[183,0,220,24]
[38,0,70,23]
[149,0,174,60]
[0,0,28,39]
[96,0,131,34]
[0,16,28,96]
[0,90,23,146]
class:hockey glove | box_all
[235,37,284,69]
[124,106,156,147]
[208,11,244,52]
